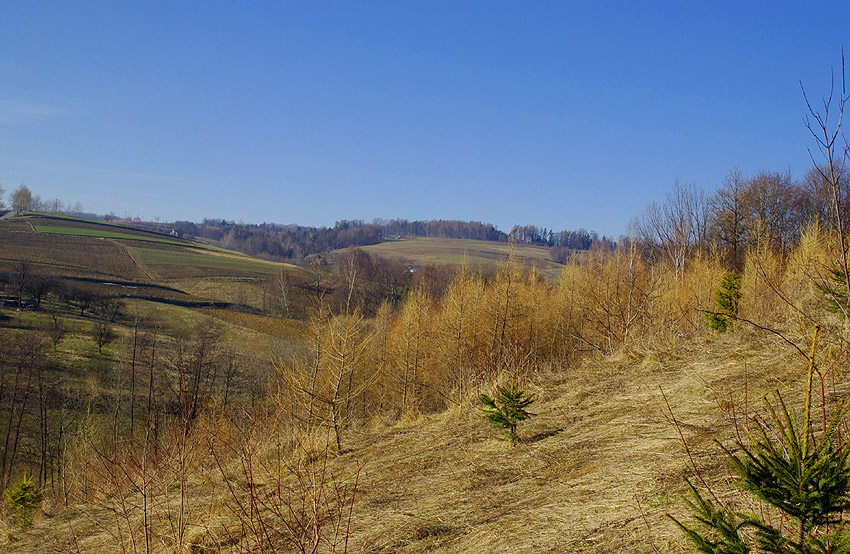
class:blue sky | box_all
[1,2,848,237]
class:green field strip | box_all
[26,211,205,242]
[23,211,156,229]
[33,225,190,245]
[118,242,158,280]
[125,245,284,274]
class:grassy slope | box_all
[0,213,297,349]
[125,245,285,275]
[3,328,816,553]
[1,213,292,283]
[33,225,189,246]
[349,238,565,278]
[337,330,806,553]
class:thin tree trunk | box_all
[8,363,34,486]
[0,361,24,487]
[130,318,139,436]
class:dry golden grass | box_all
[170,277,266,307]
[333,329,812,554]
[202,308,306,339]
[3,325,824,554]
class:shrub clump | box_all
[4,474,42,529]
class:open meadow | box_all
[346,237,566,279]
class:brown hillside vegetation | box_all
[0,328,824,553]
[4,215,850,553]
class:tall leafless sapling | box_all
[802,49,850,322]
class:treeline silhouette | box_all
[151,218,613,262]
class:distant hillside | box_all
[346,236,566,278]
[0,212,469,320]
[0,212,298,311]
[129,218,614,263]
[1,213,291,277]
[0,183,616,264]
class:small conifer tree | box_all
[705,272,741,332]
[672,329,850,553]
[4,474,42,529]
[480,380,535,445]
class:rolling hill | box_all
[0,324,816,553]
[0,212,296,307]
[337,237,566,279]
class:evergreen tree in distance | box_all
[705,272,741,333]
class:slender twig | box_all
[744,362,750,447]
[699,309,808,359]
[635,494,662,554]
[660,385,721,505]
[803,325,819,458]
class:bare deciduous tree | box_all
[802,49,850,320]
[741,169,801,256]
[800,165,850,231]
[10,184,33,214]
[709,167,748,270]
[0,331,47,489]
[634,180,707,278]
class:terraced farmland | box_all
[126,244,286,278]
[0,213,294,307]
[0,224,146,278]
[33,224,188,245]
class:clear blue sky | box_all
[1,2,847,237]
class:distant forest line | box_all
[139,218,615,263]
[0,182,613,264]
[6,162,845,272]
